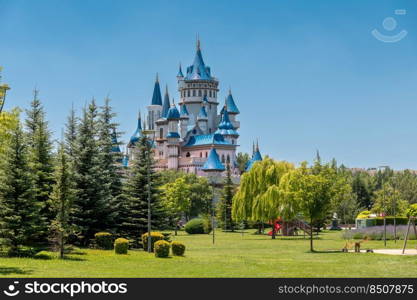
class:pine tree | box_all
[120,135,166,245]
[217,160,235,231]
[65,104,77,159]
[97,97,123,230]
[25,90,55,242]
[72,100,111,245]
[0,123,41,254]
[49,142,75,258]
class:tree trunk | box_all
[310,218,314,252]
[271,220,276,239]
[59,231,64,259]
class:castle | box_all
[124,40,261,177]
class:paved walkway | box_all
[373,249,417,255]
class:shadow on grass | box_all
[0,267,33,275]
[308,250,343,254]
[62,256,86,261]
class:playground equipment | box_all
[402,216,417,254]
[267,218,311,236]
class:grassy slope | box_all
[1,230,417,278]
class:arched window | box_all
[221,154,225,163]
[232,139,235,144]
[200,152,202,158]
[186,152,191,157]
[198,90,202,97]
[209,90,212,97]
[193,90,196,97]
[205,152,208,158]
[160,128,163,139]
[227,154,230,163]
[187,90,190,97]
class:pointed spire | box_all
[252,141,255,157]
[162,85,170,118]
[151,74,162,105]
[196,33,200,50]
[177,63,184,78]
[225,88,240,114]
[256,139,259,152]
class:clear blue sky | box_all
[1,0,417,169]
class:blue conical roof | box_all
[225,91,240,114]
[246,143,263,171]
[130,114,143,145]
[180,103,189,117]
[177,63,184,77]
[162,86,170,118]
[185,40,212,80]
[198,105,208,119]
[167,102,180,120]
[218,109,233,130]
[151,75,162,105]
[202,148,225,172]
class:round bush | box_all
[141,232,164,251]
[171,241,186,256]
[94,232,114,250]
[185,218,212,234]
[154,240,170,258]
[114,238,129,254]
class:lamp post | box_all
[377,166,389,247]
[202,148,226,245]
[143,125,156,253]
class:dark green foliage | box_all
[49,143,75,258]
[217,161,235,231]
[94,232,114,250]
[141,232,164,251]
[119,135,166,244]
[236,152,250,174]
[114,238,129,254]
[171,241,185,256]
[154,240,170,258]
[0,123,42,253]
[71,100,112,245]
[184,218,211,234]
[97,98,124,231]
[25,90,55,242]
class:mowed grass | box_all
[1,230,417,277]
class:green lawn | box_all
[1,230,417,277]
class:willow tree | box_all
[232,157,294,237]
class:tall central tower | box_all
[176,40,219,133]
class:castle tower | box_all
[177,39,219,131]
[166,99,180,169]
[197,104,208,134]
[147,74,163,131]
[224,89,240,129]
[216,105,239,145]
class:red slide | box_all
[268,221,281,236]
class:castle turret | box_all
[216,105,239,144]
[224,89,240,129]
[166,99,180,169]
[161,85,170,118]
[177,63,184,81]
[180,101,190,138]
[246,141,263,171]
[197,105,208,134]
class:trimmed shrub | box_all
[185,218,212,234]
[114,238,129,254]
[375,217,408,226]
[141,232,164,251]
[94,232,114,250]
[171,241,186,256]
[154,240,170,258]
[356,210,372,219]
[342,225,416,240]
[34,250,54,260]
[162,232,172,242]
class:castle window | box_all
[227,154,230,163]
[198,90,202,97]
[187,90,190,97]
[209,90,212,97]
[200,152,202,158]
[193,90,196,97]
[208,128,211,133]
[221,154,225,163]
[205,152,208,158]
[186,152,191,157]
[160,128,163,139]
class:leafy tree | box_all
[351,172,374,209]
[0,122,41,253]
[217,160,235,231]
[236,152,250,174]
[0,66,11,114]
[372,183,409,216]
[161,177,191,235]
[119,135,166,245]
[232,157,294,238]
[0,108,19,156]
[25,90,55,241]
[49,143,75,258]
[71,100,111,245]
[185,174,212,218]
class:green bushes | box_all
[184,218,212,234]
[171,241,185,256]
[114,238,129,254]
[375,217,408,226]
[154,240,170,258]
[94,232,114,249]
[34,250,54,260]
[141,232,164,251]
